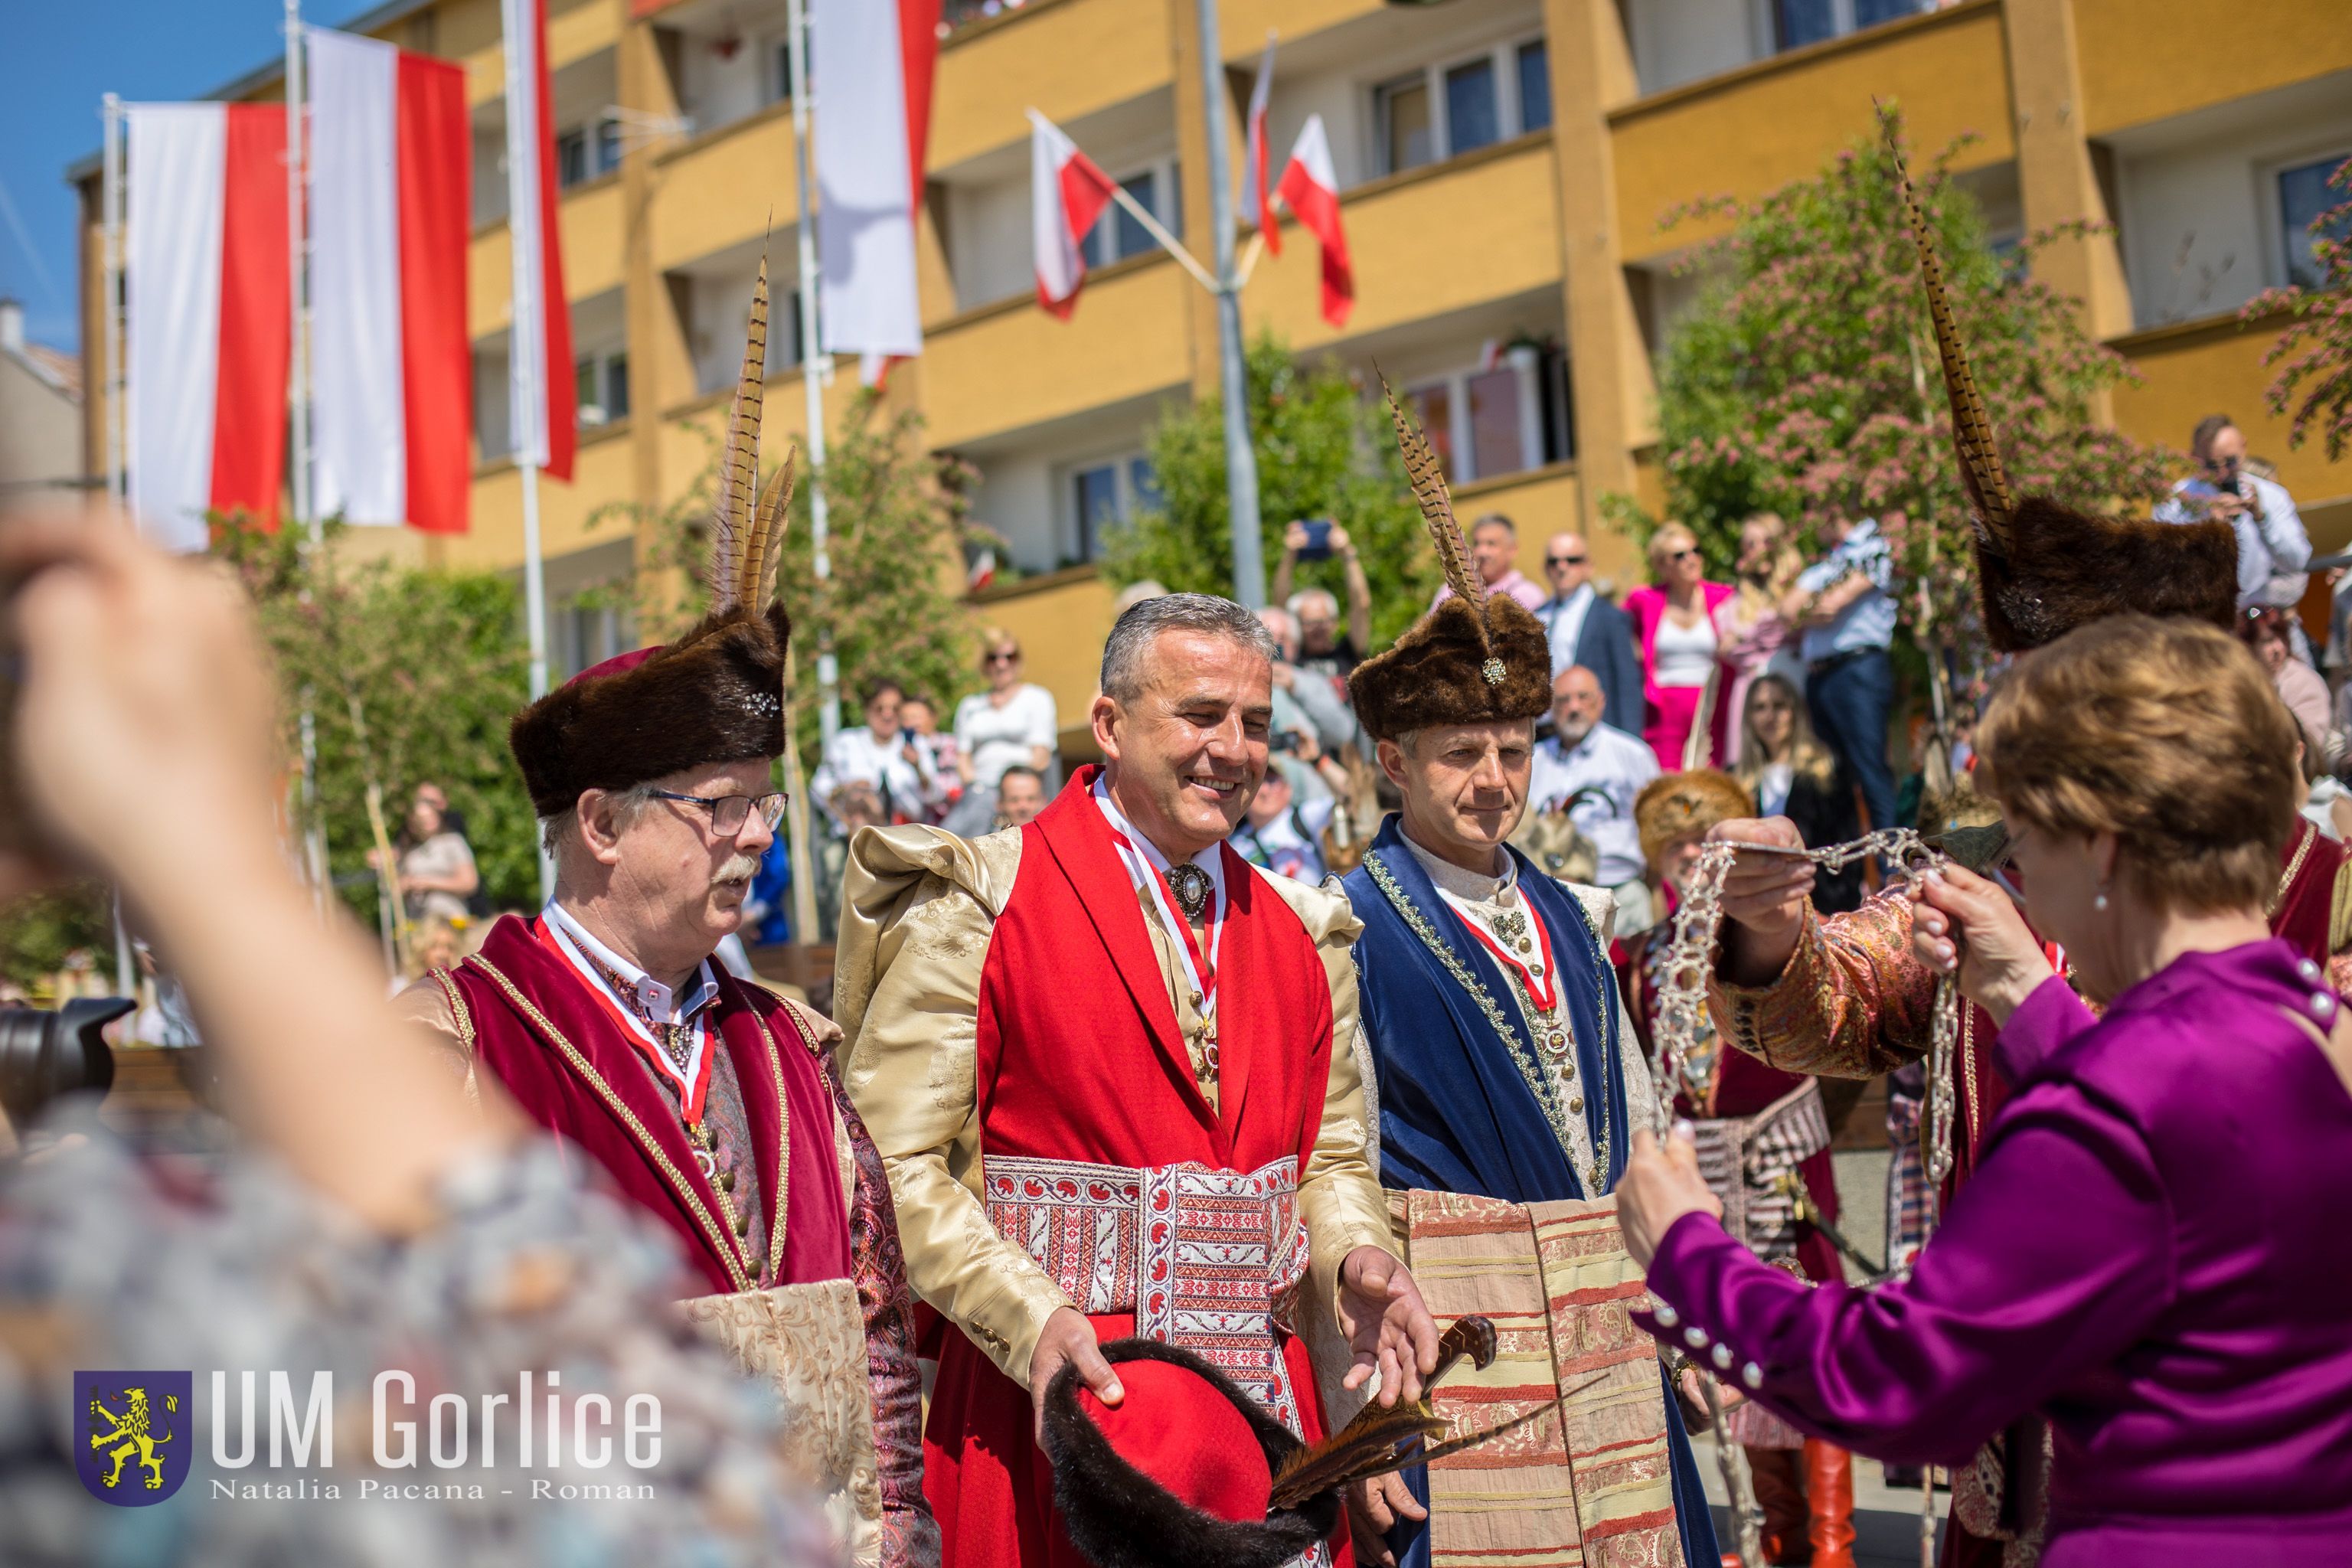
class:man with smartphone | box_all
[2155,413,2311,629]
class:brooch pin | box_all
[1481,657,1506,687]
[1168,863,1214,922]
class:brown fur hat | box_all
[1635,769,1755,877]
[1977,495,2236,652]
[508,602,790,820]
[1349,593,1553,743]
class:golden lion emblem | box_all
[88,1385,178,1491]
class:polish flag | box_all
[1029,109,1120,320]
[124,104,290,551]
[812,0,939,381]
[498,0,576,482]
[307,28,472,534]
[1240,33,1278,256]
[1276,114,1352,329]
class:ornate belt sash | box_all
[1690,1077,1831,1259]
[982,1153,1310,1433]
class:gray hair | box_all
[1099,592,1277,703]
[1286,587,1338,621]
[541,782,659,863]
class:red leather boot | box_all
[1803,1439,1857,1568]
[1746,1446,1810,1565]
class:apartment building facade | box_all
[74,0,2352,750]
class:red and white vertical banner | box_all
[306,28,472,534]
[123,103,290,550]
[811,0,938,381]
[1028,109,1119,319]
[498,0,575,482]
[1277,114,1352,328]
[1239,32,1279,256]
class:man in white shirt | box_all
[1527,665,1660,933]
[2154,415,2312,639]
[1428,512,1550,614]
[811,679,939,829]
[1229,760,1335,883]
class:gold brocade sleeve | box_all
[832,825,1073,1387]
[1707,885,1936,1080]
[1257,871,1399,1312]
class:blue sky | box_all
[3,1,382,356]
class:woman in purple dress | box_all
[1619,612,2352,1566]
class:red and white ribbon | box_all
[1093,776,1226,1031]
[1435,884,1560,1014]
[535,913,715,1126]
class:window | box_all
[2279,155,2352,292]
[1774,0,1927,53]
[1084,162,1178,267]
[1373,38,1551,177]
[555,118,622,188]
[575,351,631,428]
[1069,454,1158,564]
[1516,41,1551,134]
[773,36,799,103]
[1445,59,1501,158]
[1401,345,1570,485]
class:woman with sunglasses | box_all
[952,630,1060,830]
[1622,522,1732,771]
[1623,614,2352,1566]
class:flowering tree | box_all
[1619,106,2175,695]
[2246,156,2352,462]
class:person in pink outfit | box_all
[1623,521,1733,771]
[1713,513,1809,769]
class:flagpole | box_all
[784,0,840,750]
[1191,0,1266,609]
[102,93,125,511]
[284,0,329,919]
[501,0,555,901]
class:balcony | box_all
[920,256,1194,451]
[1248,132,1563,350]
[1607,0,2011,263]
[2075,0,2352,137]
[441,415,641,573]
[467,175,627,341]
[932,0,1171,172]
[446,0,622,108]
[648,104,804,275]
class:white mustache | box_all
[714,853,761,884]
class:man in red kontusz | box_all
[835,591,1442,1568]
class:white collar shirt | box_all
[1538,584,1596,678]
[1527,724,1660,888]
[541,900,721,1047]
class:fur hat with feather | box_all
[1348,380,1553,743]
[508,252,798,821]
[1884,121,2236,652]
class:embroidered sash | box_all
[1688,1077,1831,1259]
[982,1152,1310,1432]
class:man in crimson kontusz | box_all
[835,591,1443,1567]
[393,302,935,1566]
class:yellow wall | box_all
[1609,0,2011,262]
[443,423,641,572]
[649,109,804,273]
[2073,0,2352,136]
[930,0,1171,172]
[922,258,1194,449]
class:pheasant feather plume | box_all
[1383,374,1491,650]
[1880,111,2014,553]
[708,246,798,613]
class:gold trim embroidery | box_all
[427,966,481,1110]
[2270,819,2316,922]
[465,954,759,1295]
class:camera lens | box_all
[0,997,129,1132]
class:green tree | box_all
[0,885,111,995]
[1618,106,2174,686]
[215,518,538,925]
[601,387,986,757]
[1105,334,1436,648]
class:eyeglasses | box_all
[2203,455,2239,472]
[1667,547,1697,563]
[984,650,1020,666]
[646,789,789,836]
[1545,554,1586,567]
